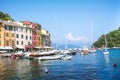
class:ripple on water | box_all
[0,50,120,80]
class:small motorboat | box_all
[38,55,63,60]
[62,55,72,60]
[103,50,109,55]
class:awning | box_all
[0,51,7,53]
[4,46,13,49]
[16,46,24,49]
[0,46,5,49]
[34,47,43,49]
[44,46,53,49]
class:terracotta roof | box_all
[23,21,32,25]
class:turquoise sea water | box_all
[0,49,120,80]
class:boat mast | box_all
[55,16,58,49]
[104,28,108,49]
[104,34,107,49]
[90,20,93,48]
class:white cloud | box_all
[66,33,89,42]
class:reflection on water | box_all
[104,55,109,64]
[0,49,120,80]
[0,59,46,80]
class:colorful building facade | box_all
[0,22,4,46]
[0,20,51,51]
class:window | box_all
[20,28,23,32]
[28,42,30,45]
[23,28,26,32]
[9,26,12,31]
[5,26,7,30]
[12,33,14,37]
[12,40,14,46]
[6,40,9,46]
[21,34,23,38]
[18,28,20,31]
[12,26,15,31]
[15,27,18,31]
[5,26,9,30]
[14,26,16,31]
[30,36,31,40]
[30,30,32,33]
[17,41,19,45]
[26,29,28,33]
[7,26,9,30]
[26,36,28,40]
[6,33,9,37]
[21,41,23,45]
[16,34,19,38]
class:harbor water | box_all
[0,49,120,80]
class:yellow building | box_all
[35,24,42,47]
[0,22,4,46]
[4,30,15,47]
[3,22,16,47]
[41,28,51,47]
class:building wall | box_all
[32,27,37,46]
[0,20,51,50]
[0,22,4,46]
[15,27,25,48]
[41,29,51,47]
[36,24,41,47]
[25,28,32,46]
[4,26,15,47]
[15,26,32,49]
[46,33,51,46]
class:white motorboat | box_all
[62,55,72,60]
[38,55,63,60]
[103,50,109,55]
[89,49,96,53]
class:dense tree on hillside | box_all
[0,11,13,20]
[93,27,120,48]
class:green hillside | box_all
[0,11,13,21]
[93,27,120,48]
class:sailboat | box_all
[103,34,109,55]
[89,20,96,53]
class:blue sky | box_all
[0,0,120,47]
